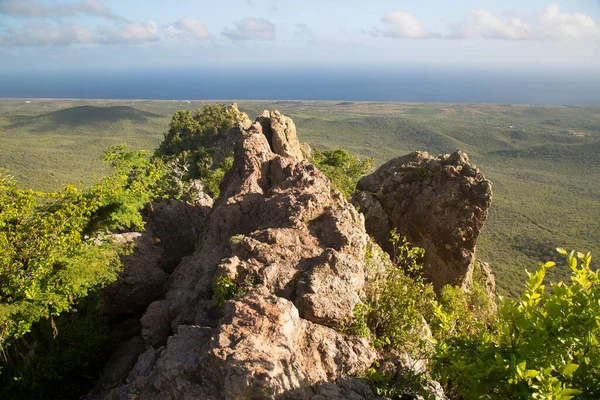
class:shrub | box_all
[0,174,123,346]
[200,157,234,198]
[431,262,499,341]
[311,147,373,197]
[212,273,256,306]
[354,234,436,354]
[0,145,163,397]
[156,104,241,180]
[434,249,599,399]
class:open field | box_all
[1,98,599,297]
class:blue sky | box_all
[1,0,599,73]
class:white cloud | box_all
[294,22,313,37]
[55,0,119,20]
[540,4,600,40]
[450,9,531,39]
[165,25,183,37]
[380,11,439,39]
[2,23,93,46]
[376,5,599,42]
[222,17,275,41]
[0,0,120,20]
[168,18,210,40]
[0,0,46,17]
[99,21,159,44]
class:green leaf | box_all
[524,369,539,378]
[560,388,583,395]
[561,363,579,378]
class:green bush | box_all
[434,249,599,399]
[355,236,599,399]
[353,234,443,399]
[311,147,373,197]
[0,175,121,346]
[92,144,168,230]
[212,273,256,306]
[431,263,499,342]
[200,157,234,198]
[353,233,436,353]
[0,145,164,397]
[156,104,240,180]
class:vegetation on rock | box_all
[311,147,373,196]
[1,104,598,399]
[0,105,245,398]
[156,104,241,183]
[356,239,598,399]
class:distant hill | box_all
[488,141,600,165]
[6,106,163,133]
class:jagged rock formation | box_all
[90,111,396,399]
[354,151,493,290]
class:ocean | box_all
[1,66,599,105]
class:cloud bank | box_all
[2,23,93,46]
[0,0,211,46]
[169,18,210,40]
[99,21,159,44]
[0,0,120,20]
[380,11,440,39]
[222,17,276,41]
[1,1,598,48]
[380,4,600,41]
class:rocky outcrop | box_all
[100,231,168,316]
[145,199,210,273]
[270,110,304,161]
[355,151,493,290]
[100,200,210,317]
[90,111,392,399]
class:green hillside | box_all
[1,98,599,297]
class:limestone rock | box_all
[300,142,313,160]
[202,288,375,399]
[355,150,493,290]
[270,110,304,161]
[89,110,389,399]
[86,336,146,399]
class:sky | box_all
[1,0,599,73]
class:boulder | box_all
[355,150,493,290]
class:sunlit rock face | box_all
[355,150,493,291]
[89,111,387,400]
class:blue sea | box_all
[1,66,599,105]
